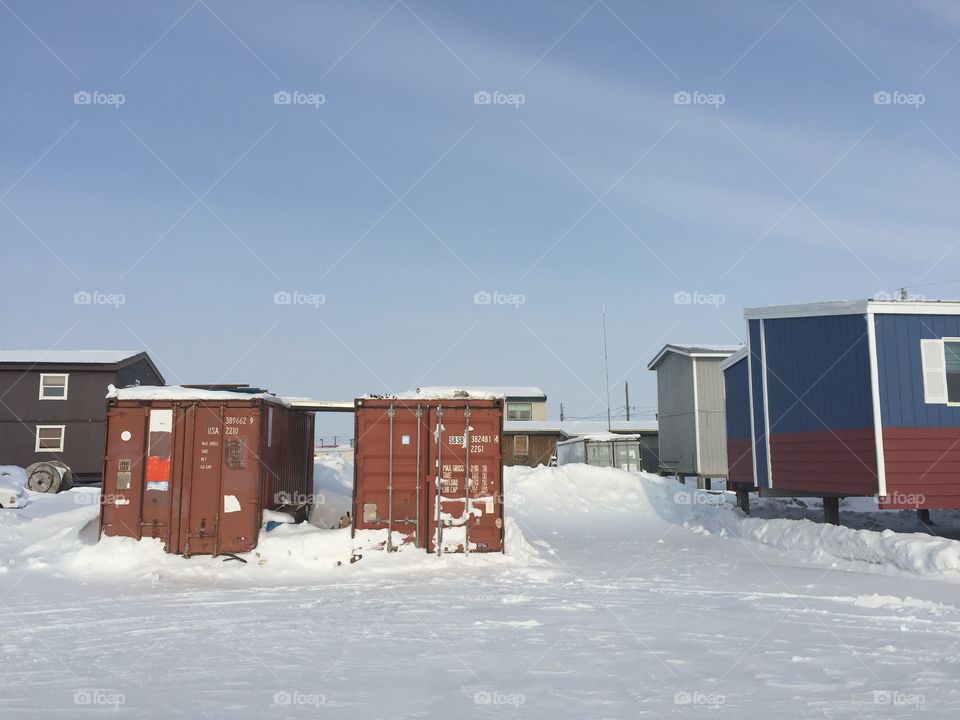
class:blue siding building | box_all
[734,300,960,509]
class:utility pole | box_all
[560,402,565,421]
[602,306,611,431]
[625,381,630,422]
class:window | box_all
[920,339,960,404]
[514,435,529,456]
[507,402,532,421]
[947,341,960,403]
[35,425,65,452]
[39,373,68,400]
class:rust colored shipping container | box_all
[353,392,505,554]
[99,386,315,556]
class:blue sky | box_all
[4,1,960,437]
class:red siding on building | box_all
[881,427,960,508]
[768,429,878,495]
[726,438,754,487]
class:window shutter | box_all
[921,339,948,404]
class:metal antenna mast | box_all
[602,305,611,431]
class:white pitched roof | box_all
[719,346,749,370]
[647,344,741,370]
[744,299,960,320]
[0,350,143,364]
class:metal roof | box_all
[0,350,144,364]
[744,299,960,320]
[719,346,749,370]
[647,344,741,370]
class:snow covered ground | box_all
[2,465,960,717]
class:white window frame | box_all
[39,373,69,400]
[943,337,960,406]
[507,402,533,421]
[514,434,529,455]
[35,425,65,452]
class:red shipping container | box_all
[99,387,315,556]
[353,393,505,554]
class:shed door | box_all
[426,405,503,553]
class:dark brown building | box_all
[0,351,164,482]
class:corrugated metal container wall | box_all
[353,397,504,554]
[761,315,877,495]
[875,313,960,508]
[723,356,754,487]
[99,397,313,556]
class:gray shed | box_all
[647,344,740,480]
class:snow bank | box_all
[309,456,353,528]
[0,478,546,585]
[506,464,960,578]
[666,477,960,577]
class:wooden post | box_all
[737,488,750,515]
[823,497,840,526]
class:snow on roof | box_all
[0,350,143,365]
[371,386,509,400]
[503,419,658,435]
[647,344,742,370]
[557,432,644,445]
[455,386,546,399]
[107,384,295,406]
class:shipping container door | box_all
[354,403,428,547]
[100,405,148,540]
[178,404,225,556]
[426,405,504,553]
[217,407,262,553]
